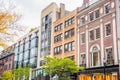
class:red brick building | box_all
[77,0,119,80]
[0,47,14,77]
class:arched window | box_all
[90,45,100,67]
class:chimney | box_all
[83,0,89,5]
[60,3,65,18]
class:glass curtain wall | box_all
[14,31,39,68]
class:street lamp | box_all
[103,58,106,80]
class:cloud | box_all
[15,0,83,27]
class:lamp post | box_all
[103,58,106,80]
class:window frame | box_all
[64,41,74,53]
[105,46,113,63]
[104,2,110,14]
[95,27,100,40]
[80,16,85,25]
[94,8,100,18]
[89,29,95,41]
[105,22,111,37]
[81,32,85,44]
[89,11,94,21]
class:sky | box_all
[15,0,83,28]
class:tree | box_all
[44,57,84,80]
[2,71,13,80]
[14,67,30,80]
[29,27,36,32]
[0,0,26,49]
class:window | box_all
[95,9,100,18]
[71,17,74,24]
[14,47,19,54]
[30,39,36,48]
[24,51,29,60]
[15,55,18,61]
[65,17,74,27]
[45,15,48,21]
[96,28,100,39]
[54,34,62,43]
[31,34,36,39]
[25,42,29,51]
[90,30,94,41]
[64,28,74,39]
[54,24,62,32]
[89,12,94,21]
[19,53,23,61]
[91,46,100,67]
[64,41,74,52]
[24,60,29,67]
[19,44,23,53]
[80,54,86,66]
[106,23,111,36]
[54,46,62,55]
[93,52,99,66]
[30,48,37,58]
[30,58,37,68]
[105,3,110,14]
[81,17,85,25]
[81,33,85,44]
[106,48,113,65]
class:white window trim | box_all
[90,51,100,67]
[89,29,95,42]
[80,15,85,25]
[105,46,112,60]
[105,22,111,37]
[80,52,86,65]
[89,11,94,22]
[94,8,100,19]
[95,26,101,40]
[80,32,85,45]
[104,2,110,14]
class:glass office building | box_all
[14,29,39,68]
[40,13,52,66]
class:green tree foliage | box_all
[29,27,36,32]
[0,0,26,49]
[44,57,84,80]
[14,67,30,80]
[2,71,13,80]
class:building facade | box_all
[14,28,39,69]
[31,3,70,80]
[0,47,14,77]
[38,2,69,67]
[77,0,119,80]
[51,10,77,63]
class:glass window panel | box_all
[93,52,99,66]
[19,44,23,52]
[19,53,23,61]
[30,39,36,48]
[30,48,37,58]
[25,42,29,51]
[24,50,29,60]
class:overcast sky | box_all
[15,0,83,28]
